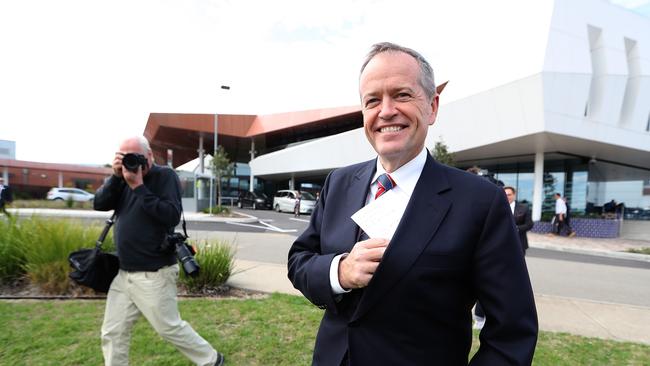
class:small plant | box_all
[0,217,27,283]
[626,247,650,255]
[179,239,235,293]
[202,206,230,215]
[16,217,114,294]
[65,196,75,208]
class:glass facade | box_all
[467,155,650,220]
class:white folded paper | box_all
[351,189,409,241]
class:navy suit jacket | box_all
[288,154,538,365]
[513,202,534,251]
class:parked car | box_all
[46,187,95,202]
[237,191,272,210]
[273,190,316,214]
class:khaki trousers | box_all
[101,264,218,366]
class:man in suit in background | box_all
[504,186,534,253]
[288,42,538,365]
[0,177,13,217]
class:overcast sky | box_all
[1,0,648,166]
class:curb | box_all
[530,242,650,263]
[7,208,259,224]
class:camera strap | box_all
[181,209,188,239]
[96,212,117,250]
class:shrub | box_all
[626,247,650,255]
[179,239,235,293]
[17,217,114,294]
[201,205,230,215]
[9,200,94,210]
[0,217,27,283]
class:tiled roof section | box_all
[246,105,362,137]
[0,158,112,174]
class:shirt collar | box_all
[372,148,428,197]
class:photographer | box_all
[94,136,224,366]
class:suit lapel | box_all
[351,154,452,322]
[336,160,376,252]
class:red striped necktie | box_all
[375,173,396,199]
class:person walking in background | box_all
[294,191,302,217]
[563,196,576,237]
[0,177,13,217]
[288,42,537,365]
[554,192,567,236]
[94,136,224,366]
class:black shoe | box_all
[214,352,225,366]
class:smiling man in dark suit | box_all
[287,42,538,365]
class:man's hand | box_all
[122,165,144,190]
[112,153,124,177]
[339,238,389,290]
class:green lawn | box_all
[1,293,648,365]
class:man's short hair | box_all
[504,186,516,194]
[137,136,151,153]
[554,192,561,197]
[360,42,437,100]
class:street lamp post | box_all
[208,85,230,215]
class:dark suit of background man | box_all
[0,177,13,217]
[504,186,534,254]
[288,42,538,366]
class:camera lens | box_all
[122,153,145,173]
[176,243,200,277]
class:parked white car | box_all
[273,190,316,214]
[47,187,95,202]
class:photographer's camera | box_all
[163,233,200,277]
[122,153,148,173]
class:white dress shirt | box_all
[329,148,428,294]
[555,198,567,215]
[509,201,515,215]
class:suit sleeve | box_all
[287,172,341,313]
[517,205,534,233]
[470,189,538,366]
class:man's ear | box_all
[429,95,439,126]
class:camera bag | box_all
[68,213,119,293]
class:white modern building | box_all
[248,0,650,222]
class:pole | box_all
[210,85,229,214]
[209,114,218,214]
[214,113,219,207]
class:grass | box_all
[625,247,650,255]
[0,294,648,365]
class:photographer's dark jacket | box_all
[94,164,181,271]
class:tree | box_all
[431,137,455,167]
[210,146,235,209]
